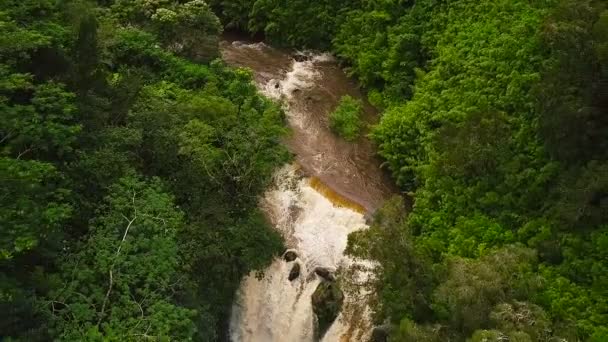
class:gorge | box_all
[221,40,395,342]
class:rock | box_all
[314,267,335,282]
[293,53,310,62]
[283,249,298,262]
[288,203,303,222]
[363,212,374,225]
[288,263,301,281]
[305,94,321,103]
[312,314,320,341]
[312,281,344,340]
[370,325,392,342]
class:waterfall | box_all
[224,41,379,342]
[229,166,373,342]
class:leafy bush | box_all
[329,95,363,141]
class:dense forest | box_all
[2,0,608,341]
[208,0,608,341]
[1,0,289,340]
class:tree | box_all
[72,12,101,95]
[1,81,81,160]
[432,246,540,335]
[46,176,197,340]
[347,197,433,323]
[0,158,71,260]
[489,302,552,341]
[113,0,222,61]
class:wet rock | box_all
[312,281,344,340]
[288,203,303,222]
[305,94,321,103]
[274,82,280,89]
[292,88,301,95]
[288,263,301,281]
[283,250,298,262]
[293,53,310,62]
[370,325,392,342]
[312,314,320,341]
[314,267,335,282]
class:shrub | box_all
[329,95,363,141]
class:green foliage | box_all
[0,1,288,340]
[347,197,433,323]
[3,0,608,340]
[432,246,541,335]
[489,302,552,341]
[209,0,608,338]
[328,95,363,141]
[1,80,81,160]
[392,319,442,342]
[111,0,222,61]
[0,158,71,260]
[47,176,197,341]
[335,0,608,340]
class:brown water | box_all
[222,38,396,342]
[220,38,395,213]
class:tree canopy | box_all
[210,0,608,340]
[3,0,608,341]
[0,1,287,340]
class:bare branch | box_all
[97,209,137,326]
[0,131,13,144]
[16,146,36,160]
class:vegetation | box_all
[328,95,363,141]
[3,0,608,341]
[0,0,288,340]
[211,0,608,340]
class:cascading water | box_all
[229,165,372,342]
[222,40,394,342]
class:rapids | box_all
[221,39,395,342]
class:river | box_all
[221,38,396,342]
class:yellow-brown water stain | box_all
[309,177,366,214]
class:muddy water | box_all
[220,39,395,212]
[221,38,396,342]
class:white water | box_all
[259,50,327,130]
[229,166,373,342]
[228,43,375,342]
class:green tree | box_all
[329,95,364,141]
[0,158,71,260]
[432,246,540,335]
[347,197,433,323]
[47,176,197,340]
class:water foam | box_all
[231,41,268,50]
[259,53,323,129]
[230,165,373,342]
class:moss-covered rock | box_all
[311,280,344,340]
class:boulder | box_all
[314,267,335,282]
[293,53,310,62]
[288,263,301,281]
[283,250,298,262]
[370,325,392,342]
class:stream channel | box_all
[221,37,396,342]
